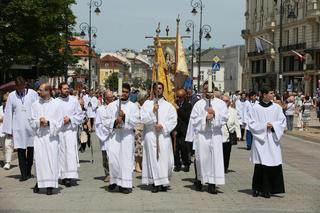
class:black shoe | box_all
[224,169,229,174]
[120,187,132,194]
[19,176,28,182]
[262,192,271,198]
[151,184,159,193]
[252,190,259,197]
[61,179,66,186]
[65,179,72,187]
[183,166,190,172]
[246,146,251,150]
[160,185,168,192]
[174,166,181,172]
[195,181,203,191]
[46,187,53,195]
[208,184,217,194]
[108,184,117,192]
[33,184,39,193]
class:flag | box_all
[175,22,189,89]
[152,37,175,105]
[255,37,264,53]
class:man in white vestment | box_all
[243,91,258,150]
[188,81,228,194]
[102,83,139,194]
[95,90,114,182]
[57,83,85,187]
[2,76,38,181]
[141,82,177,193]
[30,83,63,195]
[235,92,247,141]
[84,91,98,132]
[248,86,286,198]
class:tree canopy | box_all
[0,0,77,77]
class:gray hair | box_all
[137,90,148,103]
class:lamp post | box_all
[190,0,212,92]
[185,20,195,88]
[79,0,102,90]
[278,0,297,95]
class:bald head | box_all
[39,83,52,100]
[176,88,187,104]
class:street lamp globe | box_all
[80,30,86,38]
[204,32,211,41]
[94,7,101,15]
[191,7,198,16]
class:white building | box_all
[242,0,320,95]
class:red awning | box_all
[0,81,15,90]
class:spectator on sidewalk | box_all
[284,96,295,131]
[0,93,14,170]
[301,95,314,131]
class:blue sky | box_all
[72,0,245,52]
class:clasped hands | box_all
[206,107,215,121]
[115,110,125,125]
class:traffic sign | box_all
[212,56,220,63]
[212,61,220,72]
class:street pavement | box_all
[0,133,320,213]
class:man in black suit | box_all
[174,89,192,172]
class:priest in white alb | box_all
[57,83,84,187]
[188,81,228,194]
[248,86,286,198]
[141,82,177,193]
[2,76,38,181]
[30,83,63,195]
[102,83,139,194]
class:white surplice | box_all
[29,98,63,188]
[248,102,286,167]
[243,100,259,130]
[3,89,38,148]
[190,98,228,185]
[57,96,85,179]
[235,99,247,126]
[102,99,139,188]
[141,98,177,186]
[84,95,98,118]
[95,105,111,151]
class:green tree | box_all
[105,72,119,91]
[0,0,77,77]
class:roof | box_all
[200,48,225,63]
[68,37,97,58]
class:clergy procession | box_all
[0,75,287,199]
[2,0,320,212]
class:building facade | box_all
[242,0,320,95]
[224,45,245,93]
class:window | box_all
[302,26,306,42]
[200,70,204,81]
[285,30,290,45]
[316,23,320,42]
[294,27,299,43]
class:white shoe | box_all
[3,163,10,170]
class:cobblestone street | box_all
[1,133,319,213]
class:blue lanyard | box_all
[16,89,27,105]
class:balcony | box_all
[306,64,320,70]
[279,43,306,52]
[241,29,251,39]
